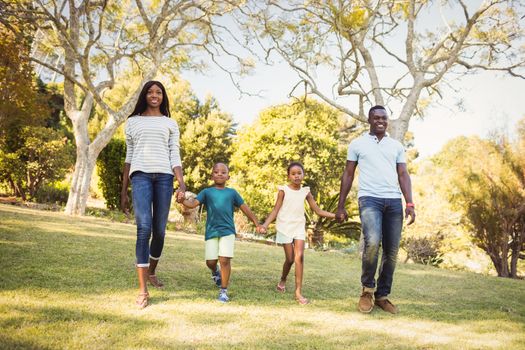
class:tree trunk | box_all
[501,239,510,277]
[488,254,506,277]
[510,247,519,278]
[64,95,92,215]
[388,79,423,141]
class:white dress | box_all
[275,185,310,243]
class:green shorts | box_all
[205,234,235,260]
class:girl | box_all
[261,162,335,304]
[121,80,186,308]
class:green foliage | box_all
[179,97,235,193]
[34,181,70,205]
[0,22,48,139]
[231,99,359,217]
[97,138,128,210]
[305,192,361,248]
[0,126,74,200]
[434,136,525,278]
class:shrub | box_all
[402,234,444,267]
[97,138,128,210]
[34,182,69,205]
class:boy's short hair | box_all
[212,162,229,172]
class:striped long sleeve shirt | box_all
[125,116,182,176]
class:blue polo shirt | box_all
[196,187,244,240]
[347,133,406,199]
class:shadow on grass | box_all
[0,304,166,350]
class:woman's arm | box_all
[306,192,335,219]
[120,163,131,216]
[173,166,186,203]
[261,190,285,231]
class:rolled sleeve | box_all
[347,141,359,161]
[396,145,407,163]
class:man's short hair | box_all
[368,105,386,117]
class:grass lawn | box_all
[0,204,524,350]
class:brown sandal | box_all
[148,274,164,289]
[136,292,149,309]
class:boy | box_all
[183,162,261,302]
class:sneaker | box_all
[358,288,374,313]
[212,269,221,287]
[374,298,398,314]
[218,289,229,303]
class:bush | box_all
[97,138,128,210]
[34,182,69,205]
[402,234,444,267]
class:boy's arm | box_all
[239,203,260,227]
[306,193,335,219]
[182,198,201,209]
[262,190,285,230]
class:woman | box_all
[121,80,186,308]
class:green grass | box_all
[0,204,524,350]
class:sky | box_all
[34,2,523,159]
[182,62,524,159]
[181,2,525,159]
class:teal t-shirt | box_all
[196,187,244,240]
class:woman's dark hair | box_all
[287,161,305,175]
[128,80,171,118]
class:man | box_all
[336,105,416,314]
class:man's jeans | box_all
[358,196,403,298]
[131,171,174,267]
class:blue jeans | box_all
[358,196,403,298]
[131,171,174,267]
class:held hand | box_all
[175,185,186,203]
[120,192,130,218]
[335,208,348,223]
[405,206,416,225]
[257,225,267,235]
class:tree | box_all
[242,0,525,140]
[435,136,525,278]
[0,126,74,200]
[0,19,48,150]
[0,19,72,199]
[1,0,249,215]
[230,99,361,217]
[180,97,235,193]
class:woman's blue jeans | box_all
[358,196,403,298]
[131,171,173,267]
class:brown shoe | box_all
[358,288,374,313]
[374,298,398,314]
[148,274,164,289]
